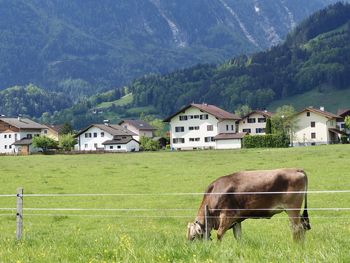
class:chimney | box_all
[320,106,325,111]
[17,114,22,122]
[103,119,110,126]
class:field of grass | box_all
[0,145,349,262]
[96,93,133,109]
[267,87,350,112]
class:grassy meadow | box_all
[0,145,349,262]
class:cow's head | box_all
[187,221,204,241]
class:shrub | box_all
[32,135,59,152]
[243,134,289,148]
[139,136,160,151]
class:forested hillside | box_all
[0,0,341,98]
[0,85,71,117]
[129,2,350,115]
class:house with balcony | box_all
[238,110,273,135]
[292,107,346,146]
[75,122,139,152]
[336,109,350,135]
[163,103,245,150]
[0,116,48,154]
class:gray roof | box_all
[75,124,136,137]
[119,119,156,130]
[12,138,33,145]
[0,117,46,130]
[102,136,139,145]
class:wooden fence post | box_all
[204,205,209,240]
[16,187,23,240]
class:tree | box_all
[60,122,74,135]
[344,116,350,130]
[234,105,252,117]
[139,136,160,151]
[271,105,297,143]
[59,133,77,151]
[32,136,58,152]
[265,118,272,134]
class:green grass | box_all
[268,88,350,112]
[0,145,349,262]
[96,93,133,109]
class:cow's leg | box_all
[286,209,305,242]
[233,222,242,240]
[217,213,233,241]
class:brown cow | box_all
[187,168,311,242]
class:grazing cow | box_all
[187,168,311,242]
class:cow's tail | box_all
[301,171,311,230]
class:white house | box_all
[119,119,156,141]
[0,117,48,155]
[238,110,273,135]
[75,122,139,152]
[164,103,245,150]
[292,107,346,146]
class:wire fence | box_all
[1,188,349,240]
[0,189,350,197]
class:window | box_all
[93,133,97,138]
[9,145,12,149]
[256,128,265,134]
[109,146,113,149]
[175,126,185,132]
[189,138,200,142]
[8,134,11,138]
[200,114,208,120]
[117,146,121,149]
[4,145,7,149]
[231,125,234,131]
[226,125,229,131]
[207,125,213,131]
[205,137,214,142]
[4,135,7,138]
[311,121,315,128]
[306,112,310,117]
[188,115,194,119]
[15,134,17,140]
[179,115,187,121]
[27,134,32,139]
[194,115,199,119]
[85,133,92,138]
[242,129,251,133]
[341,123,345,129]
[247,118,256,123]
[85,144,88,148]
[173,138,185,144]
[311,132,316,139]
[258,118,266,123]
[101,132,104,137]
[189,126,199,130]
[94,143,98,148]
[44,129,48,134]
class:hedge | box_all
[243,134,289,148]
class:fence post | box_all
[204,205,209,240]
[16,187,23,241]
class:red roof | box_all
[214,132,246,140]
[163,103,240,122]
[241,110,274,119]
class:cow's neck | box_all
[196,204,206,226]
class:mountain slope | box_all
[0,0,343,97]
[126,2,350,116]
